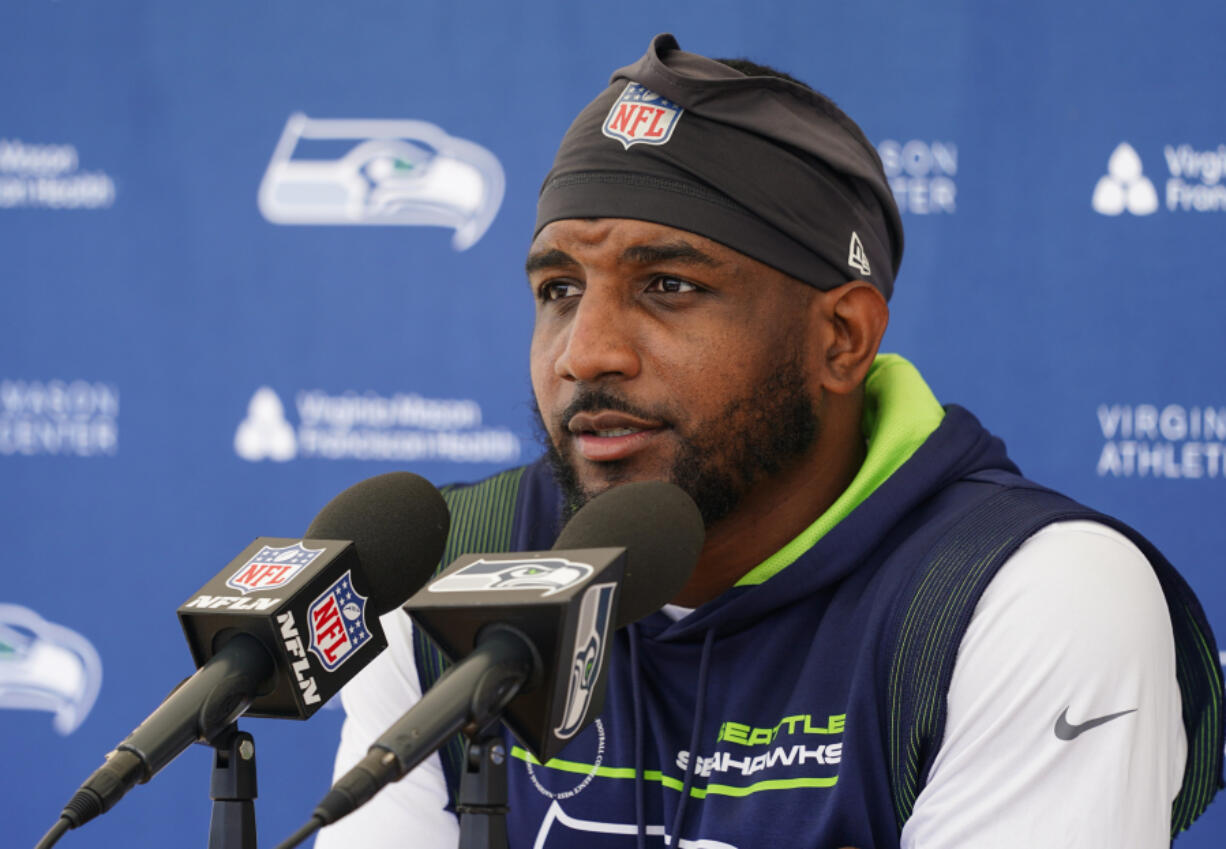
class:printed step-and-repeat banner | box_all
[3,2,1224,846]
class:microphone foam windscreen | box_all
[554,481,704,626]
[306,471,451,615]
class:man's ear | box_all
[815,280,889,395]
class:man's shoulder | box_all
[439,460,535,495]
[438,456,560,553]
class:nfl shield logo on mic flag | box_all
[225,541,323,594]
[602,83,684,149]
[307,571,371,672]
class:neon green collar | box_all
[734,354,945,587]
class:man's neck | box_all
[671,400,867,607]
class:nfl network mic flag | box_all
[178,537,387,719]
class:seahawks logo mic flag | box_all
[403,478,704,763]
[407,546,625,760]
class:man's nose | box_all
[554,292,641,382]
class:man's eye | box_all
[648,276,698,294]
[539,281,581,302]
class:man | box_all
[317,34,1222,848]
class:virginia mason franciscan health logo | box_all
[1093,141,1226,215]
[0,139,116,210]
[233,386,521,464]
[257,113,505,250]
[1092,143,1159,216]
[602,84,684,149]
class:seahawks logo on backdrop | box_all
[0,604,102,735]
[428,558,594,597]
[257,113,505,250]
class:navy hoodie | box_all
[417,372,1223,848]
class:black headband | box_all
[535,34,904,299]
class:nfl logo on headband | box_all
[602,83,684,149]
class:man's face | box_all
[527,218,826,525]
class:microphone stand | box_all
[207,723,259,849]
[456,726,509,849]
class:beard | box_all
[533,352,820,528]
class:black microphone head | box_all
[306,471,451,616]
[554,481,704,626]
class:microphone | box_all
[306,481,703,833]
[44,471,450,842]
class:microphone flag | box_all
[177,536,387,720]
[404,546,625,762]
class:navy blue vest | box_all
[413,406,1223,848]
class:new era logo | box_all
[847,231,872,277]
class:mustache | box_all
[555,387,672,432]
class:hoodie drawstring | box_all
[629,622,647,849]
[667,627,715,847]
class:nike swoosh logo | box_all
[1054,706,1137,741]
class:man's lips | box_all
[566,411,666,462]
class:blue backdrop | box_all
[3,2,1224,846]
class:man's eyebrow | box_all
[524,240,724,276]
[524,249,576,275]
[620,241,723,267]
